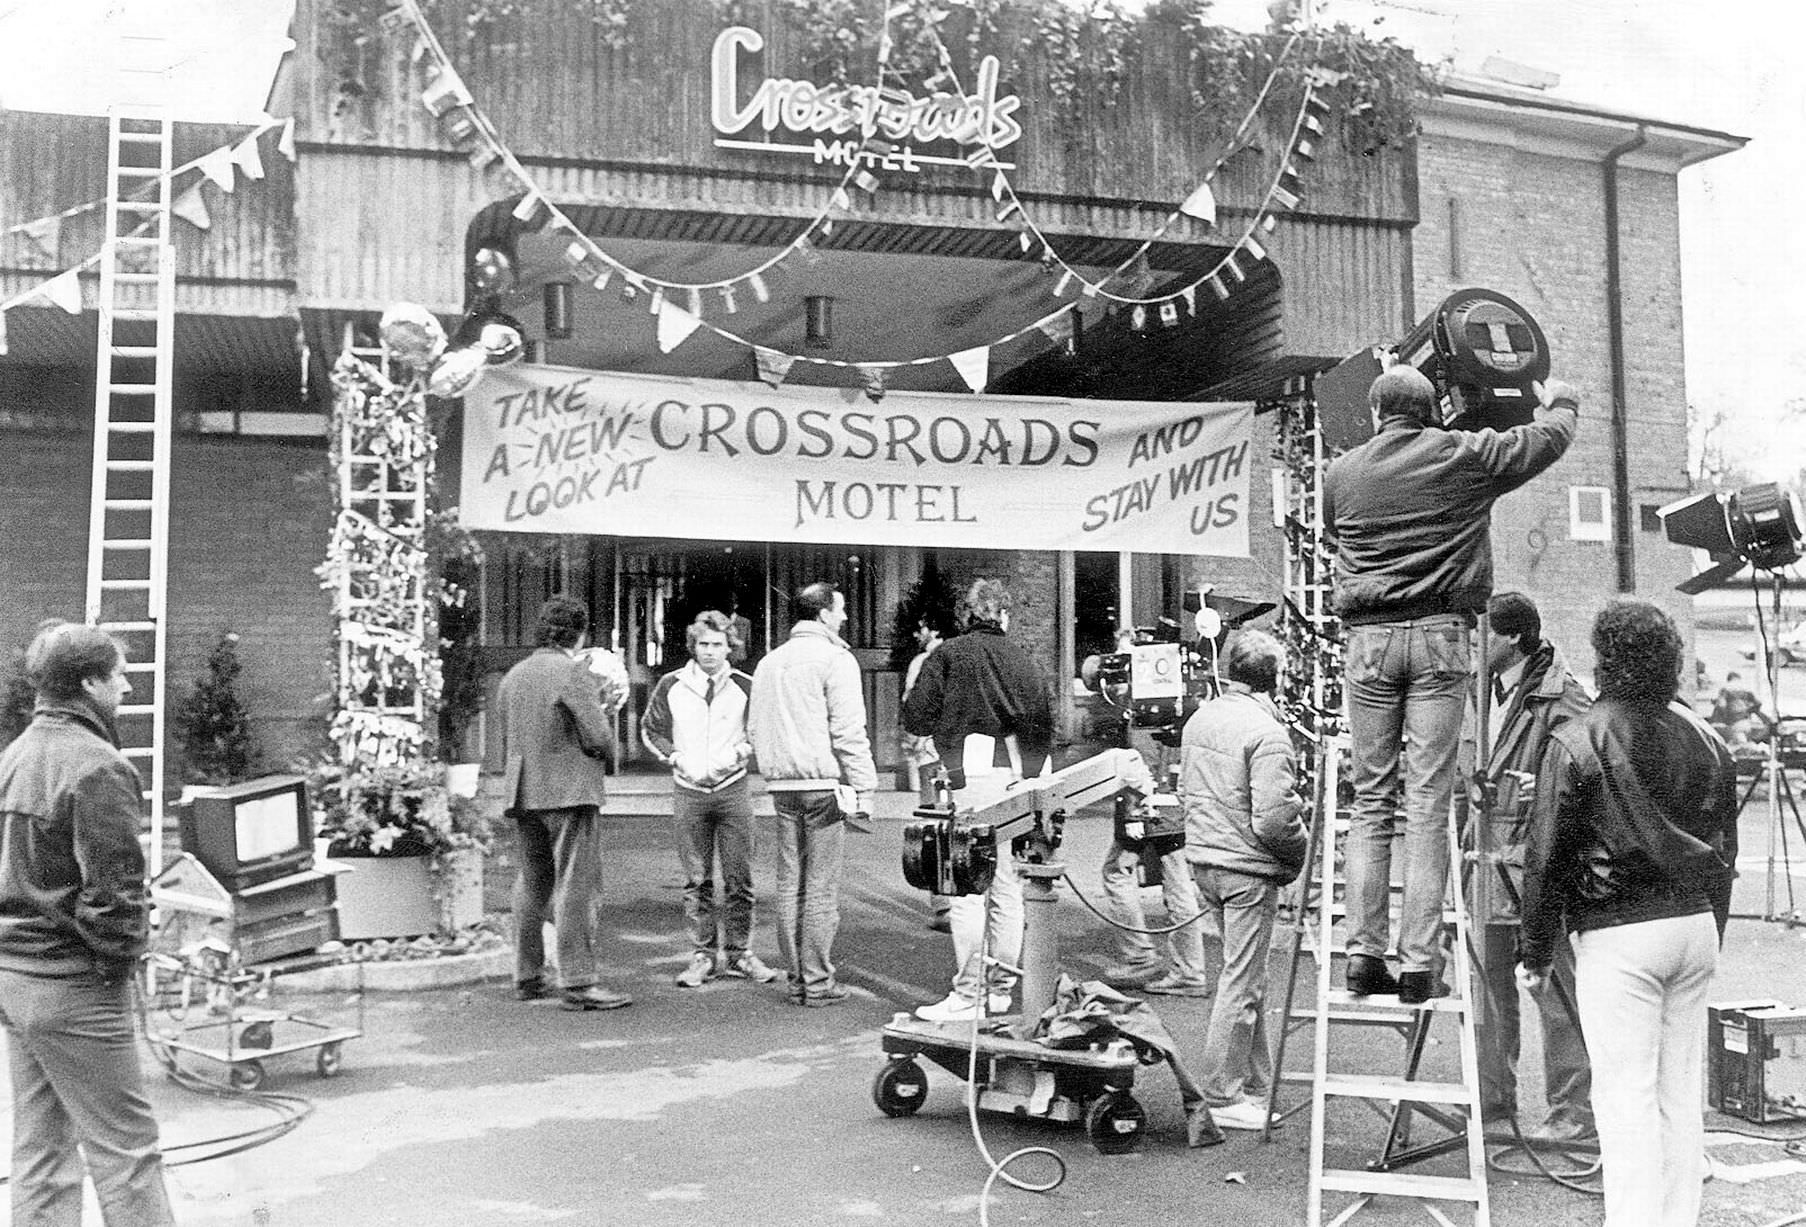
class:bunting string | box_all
[395,0,1338,384]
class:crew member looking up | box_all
[1324,365,1579,1003]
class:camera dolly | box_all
[877,749,1158,1154]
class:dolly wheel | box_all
[228,1060,266,1093]
[872,1059,930,1117]
[1085,1091,1146,1154]
[316,1042,344,1079]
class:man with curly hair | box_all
[1518,598,1738,1227]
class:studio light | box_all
[543,280,573,340]
[804,295,834,349]
[1660,481,1805,594]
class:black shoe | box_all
[560,985,633,1011]
[515,978,550,1001]
[802,985,851,1008]
[1397,970,1446,1005]
[1345,955,1399,997]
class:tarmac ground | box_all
[8,768,1806,1227]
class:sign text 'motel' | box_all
[710,26,1023,172]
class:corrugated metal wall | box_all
[0,111,295,310]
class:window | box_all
[1570,486,1612,541]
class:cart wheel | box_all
[1085,1091,1146,1155]
[872,1059,930,1117]
[316,1042,344,1079]
[228,1060,266,1092]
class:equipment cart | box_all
[144,852,363,1090]
[141,950,364,1091]
[879,751,1162,1153]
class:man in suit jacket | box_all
[489,595,628,1011]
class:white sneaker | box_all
[1208,1100,1273,1131]
[674,952,715,988]
[914,992,1014,1022]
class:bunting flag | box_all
[656,303,702,353]
[1054,270,1074,297]
[754,347,795,387]
[1225,254,1245,283]
[37,268,82,313]
[1271,186,1300,211]
[853,169,880,195]
[1131,305,1148,330]
[19,217,60,261]
[1180,285,1196,313]
[1244,235,1267,263]
[859,365,887,402]
[1159,301,1180,327]
[1179,180,1218,226]
[278,117,296,162]
[720,285,738,313]
[949,345,989,393]
[1036,310,1075,345]
[747,272,770,304]
[829,187,851,211]
[421,67,473,116]
[510,193,547,230]
[991,171,1007,202]
[687,288,704,318]
[231,132,266,180]
[197,147,235,192]
[1206,273,1229,300]
[171,183,212,231]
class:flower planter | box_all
[326,846,486,941]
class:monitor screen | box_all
[180,775,314,890]
[235,790,304,861]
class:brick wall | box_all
[1414,134,1698,680]
[0,422,335,773]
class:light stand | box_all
[1751,570,1806,925]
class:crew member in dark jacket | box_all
[0,621,175,1226]
[1464,592,1594,1141]
[1518,598,1737,1227]
[1325,365,1579,1002]
[1178,629,1306,1131]
[487,595,628,1012]
[903,578,1052,1023]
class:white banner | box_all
[459,366,1254,556]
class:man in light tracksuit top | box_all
[748,581,877,1007]
[642,610,780,988]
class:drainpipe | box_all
[1603,124,1646,592]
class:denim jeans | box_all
[771,790,847,998]
[1192,865,1278,1106]
[1573,913,1717,1227]
[1100,839,1215,982]
[513,805,605,990]
[671,778,756,961]
[0,968,175,1227]
[1476,922,1594,1137]
[1344,616,1471,972]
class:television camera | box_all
[1313,287,1553,453]
[1081,588,1275,747]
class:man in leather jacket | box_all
[0,622,175,1225]
[1518,598,1737,1227]
[1464,592,1593,1142]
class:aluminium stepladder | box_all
[1266,740,1490,1227]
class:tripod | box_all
[1746,570,1806,925]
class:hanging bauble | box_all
[469,246,515,294]
[477,316,525,367]
[426,345,488,398]
[378,303,447,370]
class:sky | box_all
[0,0,1798,482]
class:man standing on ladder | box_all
[1464,592,1594,1143]
[1324,366,1579,1003]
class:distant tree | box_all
[889,558,959,673]
[173,631,261,783]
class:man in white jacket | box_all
[748,582,877,1007]
[642,610,780,989]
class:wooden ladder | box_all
[1266,740,1490,1227]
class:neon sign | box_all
[709,26,1022,172]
